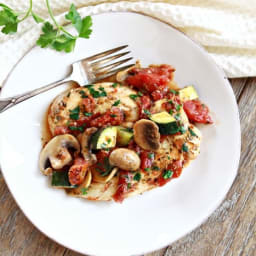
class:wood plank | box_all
[1,78,255,256]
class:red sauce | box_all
[82,95,95,113]
[137,95,151,118]
[183,100,213,124]
[140,151,154,171]
[125,65,175,94]
[68,157,88,185]
[113,170,133,203]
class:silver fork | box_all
[0,45,133,113]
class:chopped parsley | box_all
[79,90,88,98]
[68,125,85,132]
[189,128,197,136]
[112,83,118,88]
[133,172,141,181]
[81,187,88,195]
[176,104,182,111]
[113,100,121,106]
[67,92,70,98]
[174,113,181,120]
[69,106,80,120]
[129,94,139,100]
[84,112,92,117]
[152,166,160,171]
[127,183,132,189]
[179,126,187,134]
[169,109,174,115]
[138,92,143,96]
[182,143,189,152]
[107,138,111,144]
[143,109,151,116]
[167,156,171,160]
[144,168,150,172]
[170,89,178,95]
[163,170,173,179]
[168,100,173,104]
[148,153,154,159]
[110,114,117,118]
[88,86,107,98]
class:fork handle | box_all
[0,76,71,114]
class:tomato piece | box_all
[125,65,175,92]
[54,126,69,136]
[128,140,142,155]
[90,108,124,127]
[183,100,213,124]
[137,95,151,118]
[157,160,183,186]
[140,151,154,171]
[82,95,95,113]
[113,170,133,203]
[74,157,87,165]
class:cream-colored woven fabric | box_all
[0,0,255,86]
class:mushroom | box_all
[109,148,141,171]
[92,167,119,184]
[133,119,160,151]
[80,127,97,165]
[39,134,80,175]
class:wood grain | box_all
[0,78,255,256]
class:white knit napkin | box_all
[0,0,256,88]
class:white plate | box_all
[0,12,240,256]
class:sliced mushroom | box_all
[80,128,97,165]
[39,134,80,175]
[92,167,119,184]
[133,119,160,151]
[109,148,140,171]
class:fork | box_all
[0,45,133,113]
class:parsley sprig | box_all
[0,1,92,53]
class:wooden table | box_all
[0,78,255,256]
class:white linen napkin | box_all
[0,0,255,88]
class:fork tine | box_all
[83,45,128,62]
[95,64,135,81]
[91,51,130,67]
[95,57,133,74]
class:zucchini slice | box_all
[90,126,117,149]
[116,126,133,146]
[150,111,180,135]
[179,86,198,102]
[51,171,76,188]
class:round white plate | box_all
[0,12,240,256]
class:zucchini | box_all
[179,86,198,102]
[116,126,133,146]
[51,171,76,188]
[150,111,180,135]
[90,126,117,149]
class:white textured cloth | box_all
[0,0,256,87]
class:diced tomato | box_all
[140,151,154,171]
[183,100,213,124]
[92,150,111,174]
[90,108,124,127]
[54,126,69,136]
[82,95,95,113]
[125,65,175,93]
[73,157,87,165]
[137,95,151,118]
[113,170,133,203]
[157,160,183,186]
[128,140,142,155]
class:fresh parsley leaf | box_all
[68,125,85,132]
[0,4,18,34]
[129,94,139,100]
[169,109,173,115]
[138,91,143,96]
[188,128,197,137]
[88,87,107,98]
[79,90,87,98]
[152,166,160,171]
[113,100,120,106]
[163,170,173,179]
[69,106,80,120]
[179,126,186,134]
[110,114,117,118]
[127,183,132,189]
[144,168,150,172]
[65,3,82,33]
[170,89,178,95]
[79,16,93,38]
[143,109,151,116]
[176,104,182,111]
[112,83,118,88]
[182,143,189,152]
[133,172,141,181]
[36,22,57,48]
[32,12,44,23]
[52,34,76,53]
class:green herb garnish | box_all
[189,128,197,136]
[113,100,120,106]
[144,168,150,172]
[152,166,160,171]
[182,143,189,152]
[88,87,107,98]
[69,106,80,120]
[179,126,186,134]
[176,104,182,111]
[163,170,173,179]
[112,83,118,88]
[110,114,117,118]
[79,90,87,98]
[138,92,143,96]
[127,183,131,189]
[169,109,174,115]
[170,89,178,95]
[133,172,141,181]
[81,187,88,195]
[84,112,92,117]
[68,125,85,132]
[129,94,139,100]
[148,153,154,159]
[143,109,151,116]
